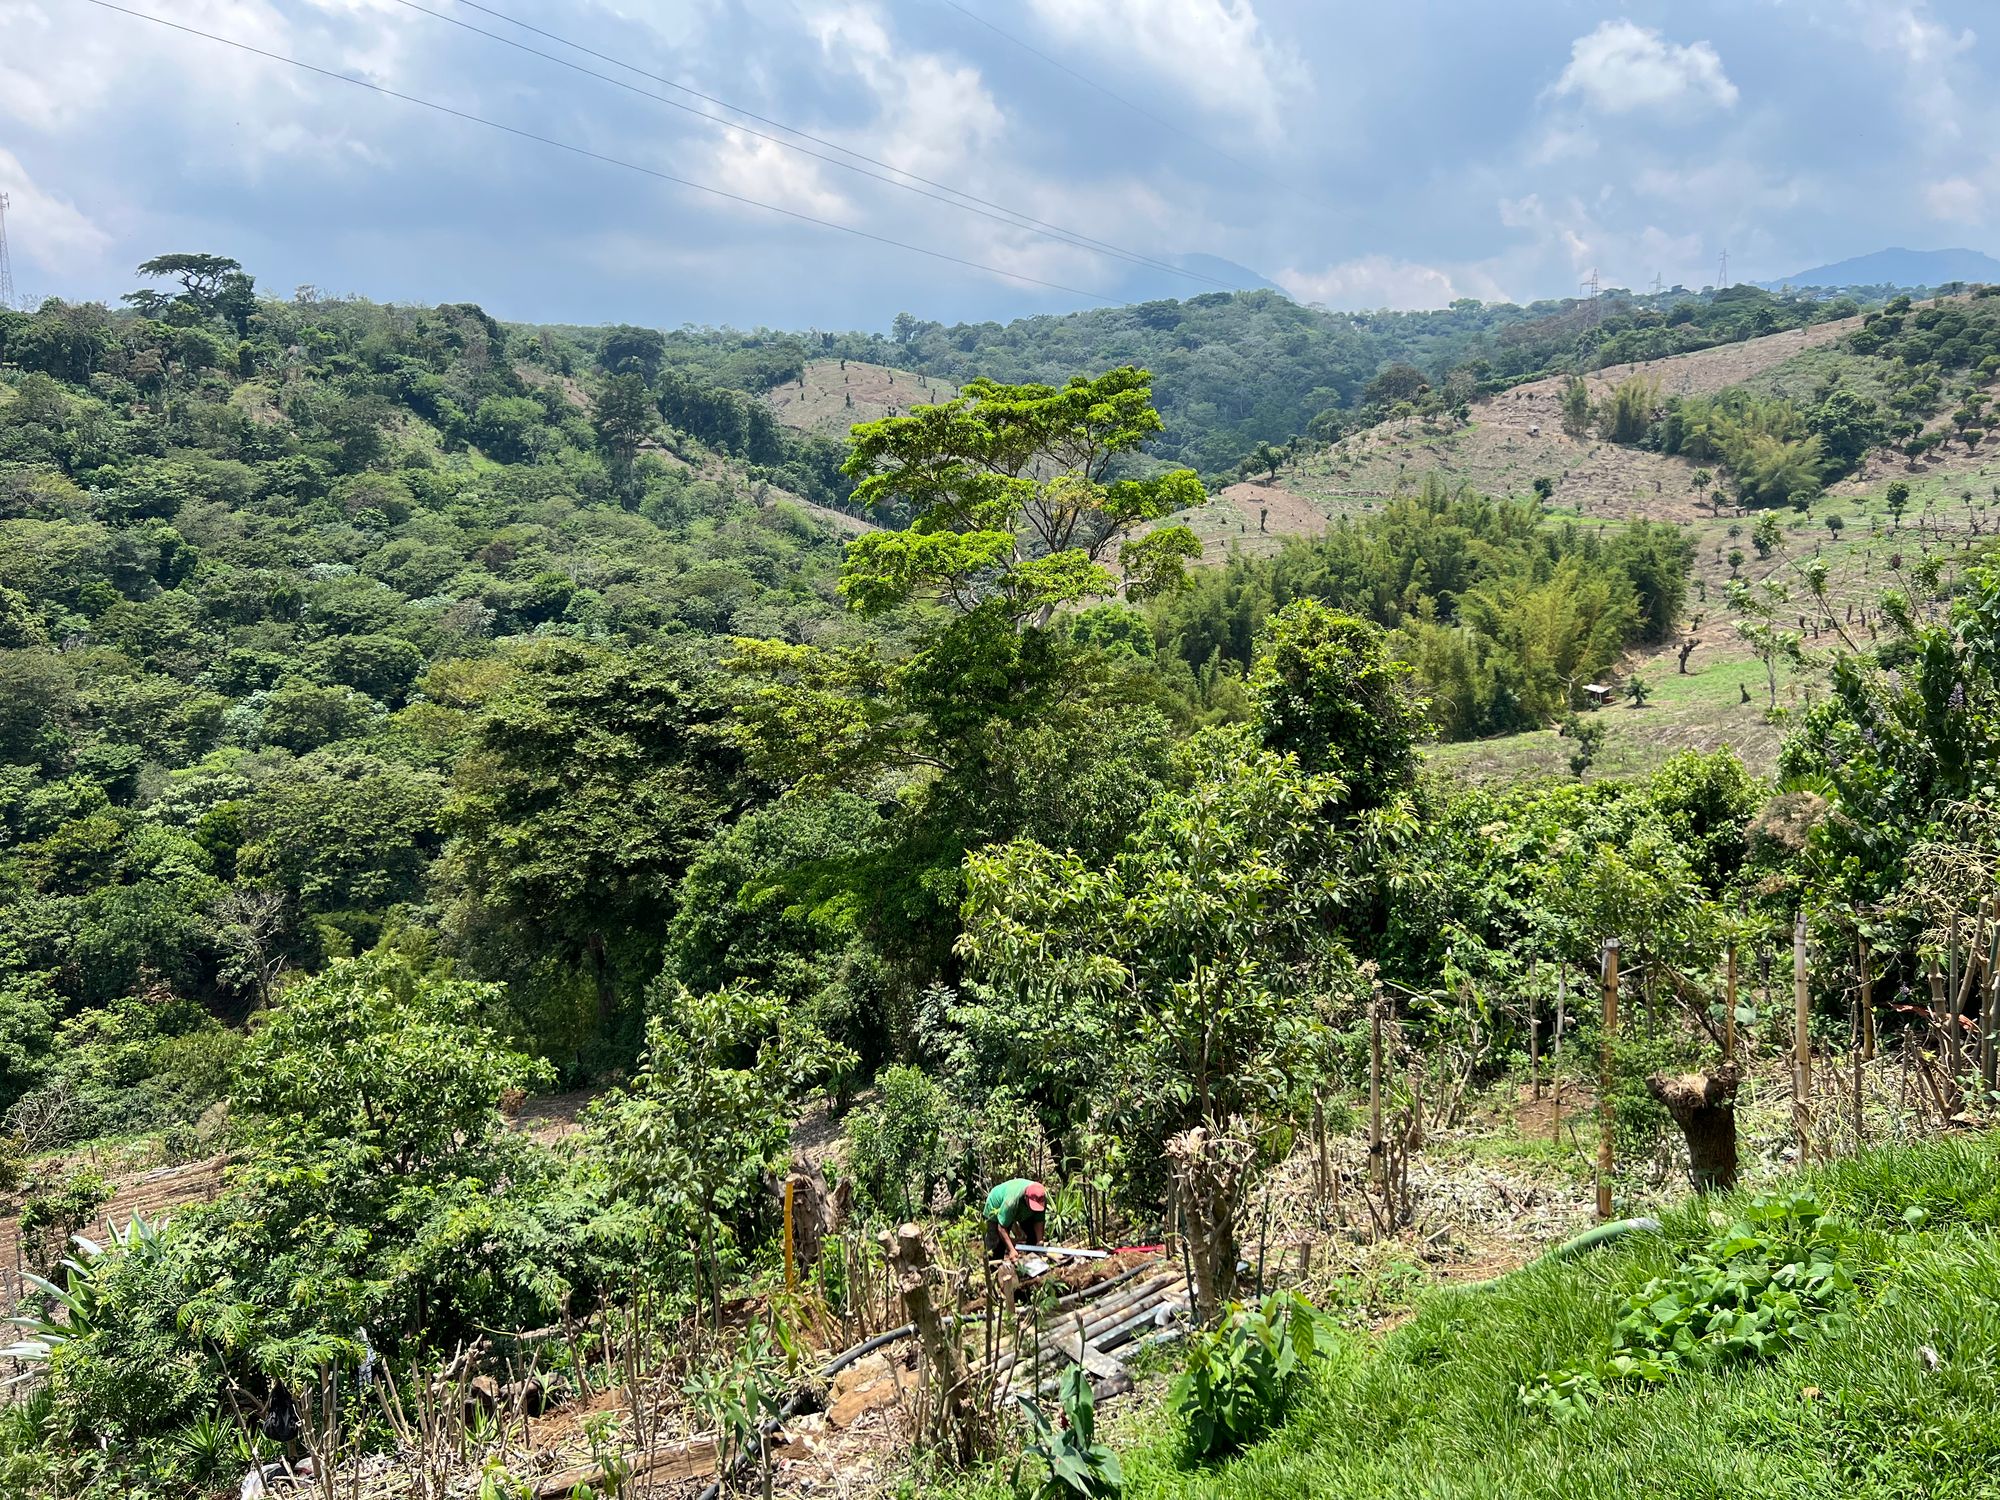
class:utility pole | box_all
[1580,268,1602,324]
[0,193,14,311]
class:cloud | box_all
[1552,20,1738,115]
[1923,155,2000,224]
[1277,255,1503,311]
[806,3,1006,180]
[0,147,114,282]
[1022,0,1304,143]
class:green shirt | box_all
[984,1179,1040,1231]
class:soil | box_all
[766,360,960,440]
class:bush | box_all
[843,1064,968,1219]
[1015,1364,1121,1499]
[1520,1190,1858,1418]
[1172,1289,1323,1458]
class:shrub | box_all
[844,1064,968,1219]
[1015,1364,1121,1499]
[1173,1289,1323,1458]
[1520,1190,1858,1418]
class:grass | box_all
[947,1136,2000,1500]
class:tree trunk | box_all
[1646,1067,1741,1192]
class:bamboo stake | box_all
[1529,954,1541,1101]
[1859,936,1875,1062]
[1552,961,1568,1143]
[783,1179,797,1296]
[1597,938,1619,1223]
[1369,980,1385,1194]
[1794,913,1811,1162]
[1984,897,1999,1096]
[1949,912,1963,1089]
[1724,943,1738,1065]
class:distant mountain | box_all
[1762,247,2000,291]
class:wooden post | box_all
[1858,937,1875,1062]
[1552,961,1568,1142]
[1597,938,1619,1222]
[1528,954,1541,1101]
[783,1178,797,1296]
[1949,913,1963,1089]
[1794,913,1811,1162]
[1724,943,1739,1065]
[1984,897,2000,1096]
[1368,980,1385,1193]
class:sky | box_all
[1,0,1997,332]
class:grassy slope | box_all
[764,359,961,439]
[957,1137,2000,1500]
[1157,312,1998,785]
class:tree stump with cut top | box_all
[1646,1066,1741,1192]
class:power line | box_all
[430,0,1229,290]
[80,0,1121,305]
[933,0,1260,179]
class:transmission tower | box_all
[1718,248,1729,289]
[0,193,14,311]
[1652,270,1665,296]
[1580,267,1602,323]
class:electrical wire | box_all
[933,0,1262,180]
[426,0,1232,289]
[79,0,1121,304]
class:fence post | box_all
[1597,938,1619,1223]
[1858,936,1875,1062]
[1724,942,1738,1065]
[1984,896,1999,1095]
[1794,913,1811,1161]
[1368,980,1385,1194]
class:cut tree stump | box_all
[1646,1066,1741,1191]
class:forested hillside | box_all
[588,283,1864,480]
[3,258,1998,1500]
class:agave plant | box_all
[1,1214,162,1363]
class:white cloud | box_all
[0,147,114,278]
[1277,255,1502,311]
[1552,20,1738,115]
[807,4,1005,180]
[1927,175,1986,221]
[1023,0,1304,144]
[706,128,854,222]
[1923,155,2000,224]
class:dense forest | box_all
[585,282,1863,479]
[2,257,1998,1499]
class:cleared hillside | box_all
[1141,310,2000,784]
[765,359,960,438]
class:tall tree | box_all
[445,642,744,1054]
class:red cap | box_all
[1025,1182,1047,1210]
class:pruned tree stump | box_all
[1646,1066,1741,1192]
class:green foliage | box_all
[1150,478,1688,740]
[844,1064,968,1219]
[1596,376,1658,444]
[1014,1365,1122,1500]
[1248,599,1427,807]
[839,367,1203,623]
[1172,1290,1323,1458]
[1520,1192,1859,1418]
[591,982,847,1309]
[232,954,548,1177]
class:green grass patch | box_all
[944,1137,2000,1500]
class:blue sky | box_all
[1,0,1995,331]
